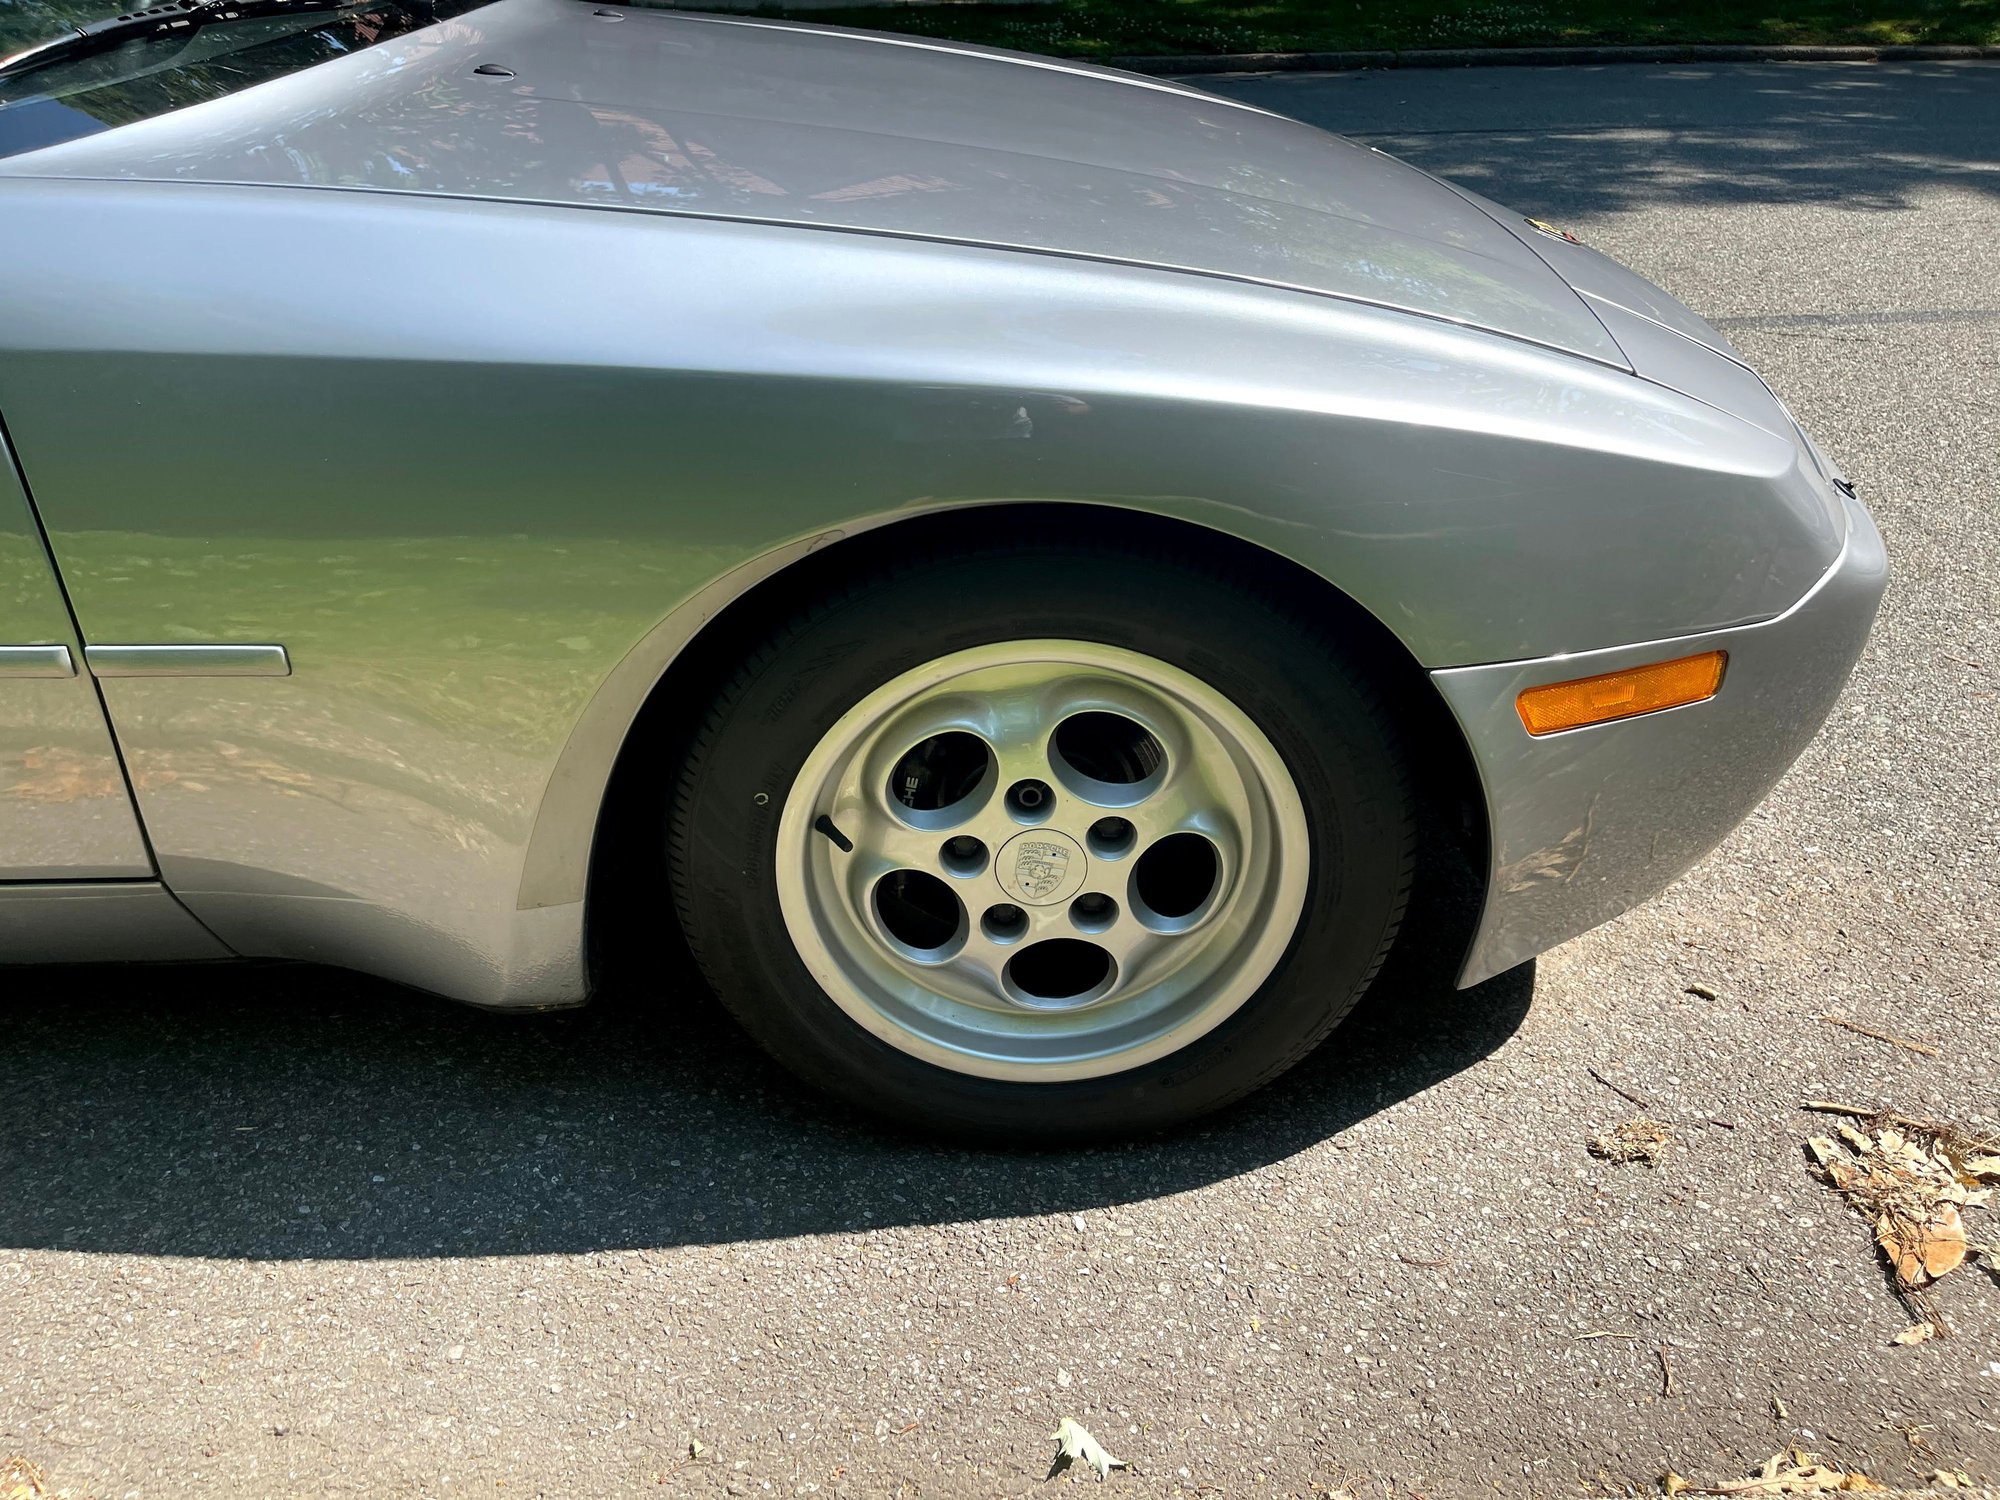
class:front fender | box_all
[0,177,1845,1004]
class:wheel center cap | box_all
[995,829,1087,906]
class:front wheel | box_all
[668,543,1415,1140]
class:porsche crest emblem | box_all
[997,829,1087,906]
[1009,840,1071,902]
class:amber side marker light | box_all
[1516,650,1728,737]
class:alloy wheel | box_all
[775,640,1311,1082]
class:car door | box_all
[0,432,153,878]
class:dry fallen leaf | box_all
[1804,1107,1998,1333]
[1590,1118,1672,1166]
[1702,1450,1886,1494]
[1050,1418,1128,1481]
[0,1457,50,1500]
[1874,1201,1966,1285]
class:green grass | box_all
[764,0,2000,59]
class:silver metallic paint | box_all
[1578,299,1807,451]
[1437,178,1746,362]
[0,179,1849,668]
[0,881,231,962]
[1434,491,1886,985]
[0,439,152,878]
[0,7,1882,1002]
[2,0,1625,364]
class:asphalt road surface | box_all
[3,62,1997,1500]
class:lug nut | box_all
[982,903,1029,942]
[1070,892,1118,932]
[1087,817,1136,858]
[1005,779,1054,820]
[940,835,988,877]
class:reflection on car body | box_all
[0,0,1882,1136]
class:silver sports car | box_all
[0,0,1883,1137]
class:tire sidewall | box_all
[672,547,1412,1139]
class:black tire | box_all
[667,540,1416,1141]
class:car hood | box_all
[1427,180,1815,445]
[1,0,1627,365]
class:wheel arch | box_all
[514,500,1488,994]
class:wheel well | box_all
[584,504,1488,997]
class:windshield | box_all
[0,0,493,160]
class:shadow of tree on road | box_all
[1215,62,2000,218]
[0,878,1531,1260]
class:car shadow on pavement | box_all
[0,883,1531,1261]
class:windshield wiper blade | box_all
[0,0,370,81]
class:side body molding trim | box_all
[0,644,75,677]
[85,644,291,677]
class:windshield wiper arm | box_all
[0,0,373,81]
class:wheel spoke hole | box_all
[1004,778,1055,824]
[1132,833,1220,928]
[888,731,993,827]
[1004,938,1114,1006]
[1049,711,1168,808]
[873,868,965,956]
[980,903,1029,944]
[1086,816,1136,859]
[939,835,988,878]
[1068,892,1118,934]
[1052,711,1164,783]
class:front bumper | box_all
[1433,490,1886,987]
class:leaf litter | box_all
[1048,1418,1128,1481]
[1655,1104,1994,1495]
[1,1457,55,1500]
[1802,1102,1999,1339]
[1590,1118,1673,1166]
[1662,1449,1889,1494]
